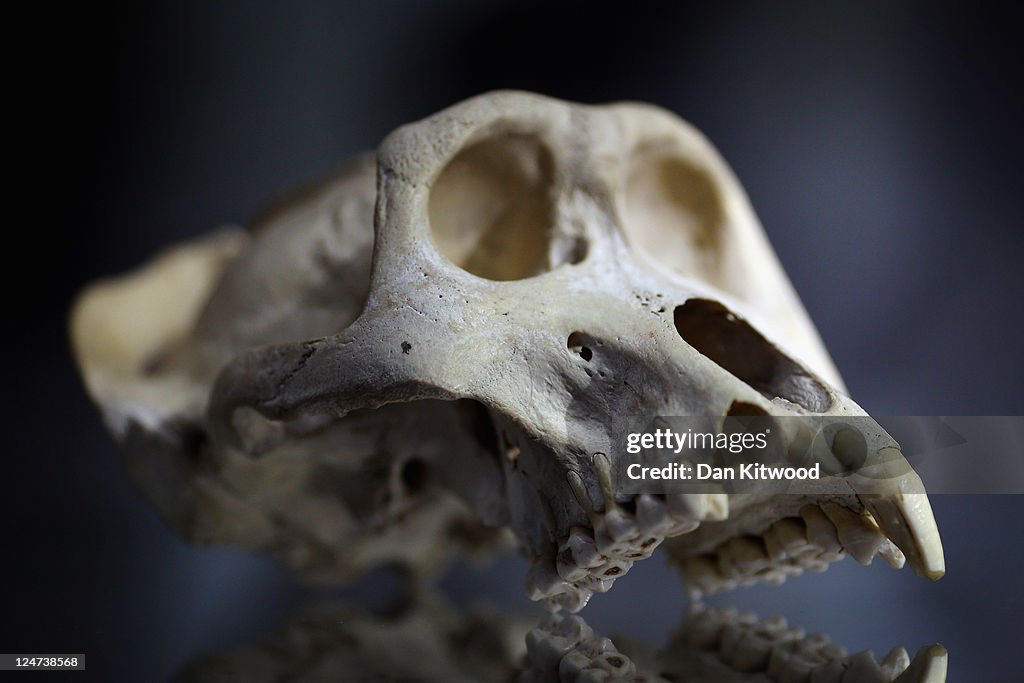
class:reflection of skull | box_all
[73,92,942,611]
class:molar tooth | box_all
[801,505,844,556]
[763,526,788,562]
[558,650,598,681]
[542,585,593,613]
[716,543,742,579]
[681,555,726,598]
[803,557,830,573]
[564,527,603,569]
[526,560,569,601]
[582,559,632,592]
[728,535,771,575]
[767,641,816,683]
[556,551,589,583]
[525,617,582,672]
[548,613,594,641]
[635,494,671,535]
[822,502,886,565]
[665,492,706,521]
[809,660,846,683]
[601,506,638,543]
[721,623,774,672]
[686,605,728,648]
[771,517,815,558]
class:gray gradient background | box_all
[4,2,1023,681]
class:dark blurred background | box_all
[5,1,1023,680]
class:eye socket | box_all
[621,146,728,285]
[674,298,831,413]
[428,133,556,281]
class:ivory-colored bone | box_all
[72,92,941,610]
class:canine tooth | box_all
[880,646,911,678]
[833,434,945,580]
[895,645,947,683]
[841,651,887,682]
[821,502,886,565]
[860,488,945,580]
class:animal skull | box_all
[72,91,943,613]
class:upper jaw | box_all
[520,393,944,611]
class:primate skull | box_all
[73,92,942,614]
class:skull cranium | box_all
[72,91,943,613]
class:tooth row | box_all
[522,613,660,683]
[681,605,936,683]
[528,456,728,612]
[680,503,909,598]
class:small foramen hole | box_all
[400,458,429,494]
[567,332,593,361]
[429,132,555,281]
[674,299,831,412]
